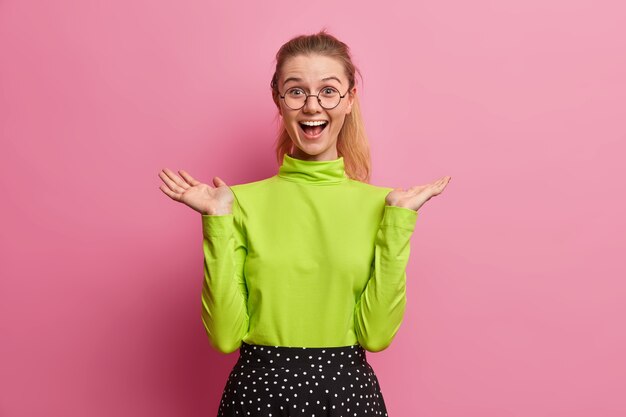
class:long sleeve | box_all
[354,205,418,352]
[200,197,249,354]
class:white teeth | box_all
[300,120,328,126]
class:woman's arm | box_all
[354,175,450,351]
[353,205,418,352]
[200,196,249,354]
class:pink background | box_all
[1,0,625,416]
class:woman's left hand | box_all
[385,176,452,212]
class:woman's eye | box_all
[323,88,337,95]
[288,89,304,96]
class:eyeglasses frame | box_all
[278,85,351,110]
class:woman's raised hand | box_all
[158,168,234,215]
[385,176,452,212]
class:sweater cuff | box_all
[381,205,418,231]
[202,214,234,237]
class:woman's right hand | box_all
[158,168,234,215]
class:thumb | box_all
[213,176,228,187]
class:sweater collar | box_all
[277,153,348,184]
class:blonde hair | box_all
[269,29,372,183]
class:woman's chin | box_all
[299,137,329,150]
[293,140,338,160]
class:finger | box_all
[179,169,201,187]
[162,168,191,190]
[213,176,228,187]
[158,184,179,200]
[433,177,446,187]
[159,170,187,194]
[431,177,447,195]
[435,177,450,191]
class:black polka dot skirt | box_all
[216,341,389,416]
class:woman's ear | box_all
[347,87,357,114]
[277,101,283,117]
[273,93,283,117]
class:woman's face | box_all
[277,54,355,161]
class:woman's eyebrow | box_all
[283,76,342,86]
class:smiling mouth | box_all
[298,122,328,137]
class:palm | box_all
[386,176,451,212]
[180,182,233,212]
[158,168,233,214]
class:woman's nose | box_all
[302,95,323,113]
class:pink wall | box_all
[1,0,625,416]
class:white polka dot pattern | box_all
[216,342,389,416]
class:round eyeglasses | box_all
[279,86,350,110]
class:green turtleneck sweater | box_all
[201,154,418,354]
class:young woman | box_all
[159,30,451,417]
